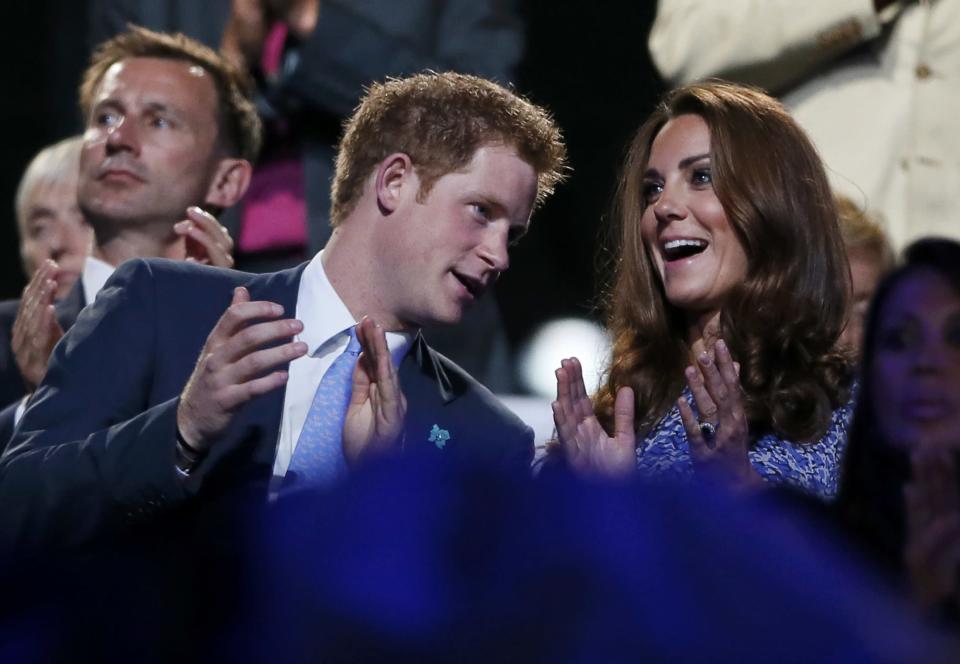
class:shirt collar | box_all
[81,255,116,304]
[297,251,414,365]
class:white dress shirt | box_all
[80,255,116,306]
[270,251,413,485]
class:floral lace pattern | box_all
[635,388,856,500]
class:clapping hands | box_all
[12,260,65,390]
[677,339,762,490]
[343,317,407,466]
[551,338,762,489]
[168,207,236,268]
[552,357,636,477]
[904,446,960,612]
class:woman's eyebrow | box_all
[678,153,711,169]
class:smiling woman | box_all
[639,113,748,316]
[551,80,854,499]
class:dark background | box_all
[0,1,663,350]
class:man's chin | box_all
[54,273,82,301]
[417,305,468,329]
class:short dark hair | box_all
[79,25,262,162]
[330,71,568,226]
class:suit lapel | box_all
[239,262,308,468]
[399,333,461,454]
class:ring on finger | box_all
[699,420,718,442]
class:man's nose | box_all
[105,116,138,153]
[909,332,950,375]
[47,224,66,261]
[478,225,510,273]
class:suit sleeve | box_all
[0,260,194,551]
[648,0,884,92]
[282,0,525,117]
[468,392,535,474]
[0,400,20,457]
[510,424,536,474]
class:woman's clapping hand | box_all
[552,357,636,477]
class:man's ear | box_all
[375,153,414,215]
[204,158,253,210]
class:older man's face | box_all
[19,169,92,300]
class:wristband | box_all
[174,428,205,475]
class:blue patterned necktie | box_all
[287,328,362,487]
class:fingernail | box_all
[685,366,697,380]
[271,303,283,315]
[698,353,711,366]
[717,339,727,353]
[175,220,190,230]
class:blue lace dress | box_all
[635,388,855,500]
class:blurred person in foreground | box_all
[551,80,855,500]
[0,454,947,661]
[837,237,960,621]
[836,193,895,360]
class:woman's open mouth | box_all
[662,238,708,261]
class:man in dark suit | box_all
[1,70,568,551]
[0,27,262,446]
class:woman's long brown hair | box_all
[594,80,852,443]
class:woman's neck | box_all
[686,309,722,362]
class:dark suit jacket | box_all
[0,283,88,444]
[0,299,24,407]
[0,259,533,551]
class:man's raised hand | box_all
[170,206,236,268]
[342,317,407,466]
[177,286,307,451]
